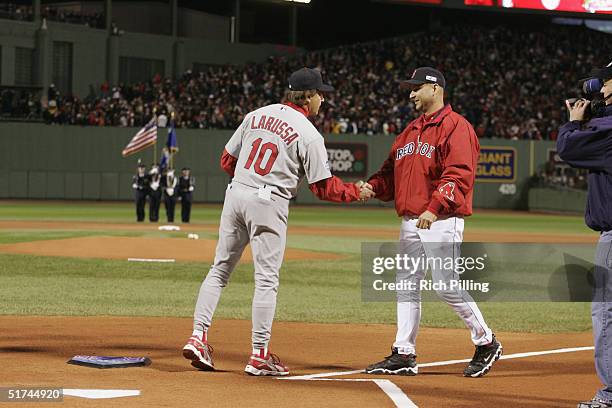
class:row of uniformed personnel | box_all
[132,164,195,223]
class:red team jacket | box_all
[368,104,480,218]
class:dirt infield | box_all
[0,316,599,407]
[0,218,601,406]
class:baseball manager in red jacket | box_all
[363,67,503,378]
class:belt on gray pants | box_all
[229,181,290,201]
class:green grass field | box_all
[0,201,596,333]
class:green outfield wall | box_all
[528,188,587,213]
[0,122,570,211]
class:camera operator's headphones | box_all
[579,78,612,111]
[582,62,612,96]
[582,78,605,95]
[577,62,612,116]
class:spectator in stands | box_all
[537,159,589,191]
[157,109,168,128]
[0,3,33,21]
[41,5,104,28]
[47,84,58,103]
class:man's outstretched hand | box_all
[355,181,376,202]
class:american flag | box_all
[121,118,158,157]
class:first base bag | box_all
[67,355,151,369]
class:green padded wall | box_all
[0,123,559,210]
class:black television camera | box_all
[566,63,612,120]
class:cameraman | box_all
[557,62,612,408]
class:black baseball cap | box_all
[288,68,334,92]
[590,60,612,81]
[401,67,446,89]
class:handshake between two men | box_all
[352,180,437,230]
[355,181,375,202]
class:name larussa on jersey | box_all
[250,114,300,145]
[225,104,332,200]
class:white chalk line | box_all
[63,389,140,399]
[127,258,175,263]
[280,369,364,380]
[278,345,595,408]
[373,379,418,408]
[281,345,594,380]
[289,378,417,407]
[419,345,595,369]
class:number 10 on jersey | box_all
[244,138,279,176]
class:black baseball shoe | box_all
[578,398,612,408]
[463,334,503,377]
[365,348,418,375]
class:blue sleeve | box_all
[556,120,612,171]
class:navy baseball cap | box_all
[590,60,612,81]
[401,67,446,89]
[288,68,334,92]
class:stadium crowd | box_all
[0,3,33,21]
[5,23,612,139]
[0,3,104,27]
[0,88,40,120]
[537,159,589,190]
[42,6,105,28]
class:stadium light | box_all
[283,0,311,3]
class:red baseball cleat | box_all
[244,351,289,376]
[182,336,214,371]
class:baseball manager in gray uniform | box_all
[182,67,374,376]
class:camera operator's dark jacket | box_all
[557,105,612,232]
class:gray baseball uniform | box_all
[193,103,332,349]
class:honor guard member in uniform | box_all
[179,167,195,223]
[162,168,178,223]
[132,163,149,222]
[182,67,374,376]
[148,163,162,222]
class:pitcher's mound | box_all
[0,236,341,263]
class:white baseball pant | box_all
[394,216,493,355]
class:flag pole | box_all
[153,108,158,165]
[170,111,175,170]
